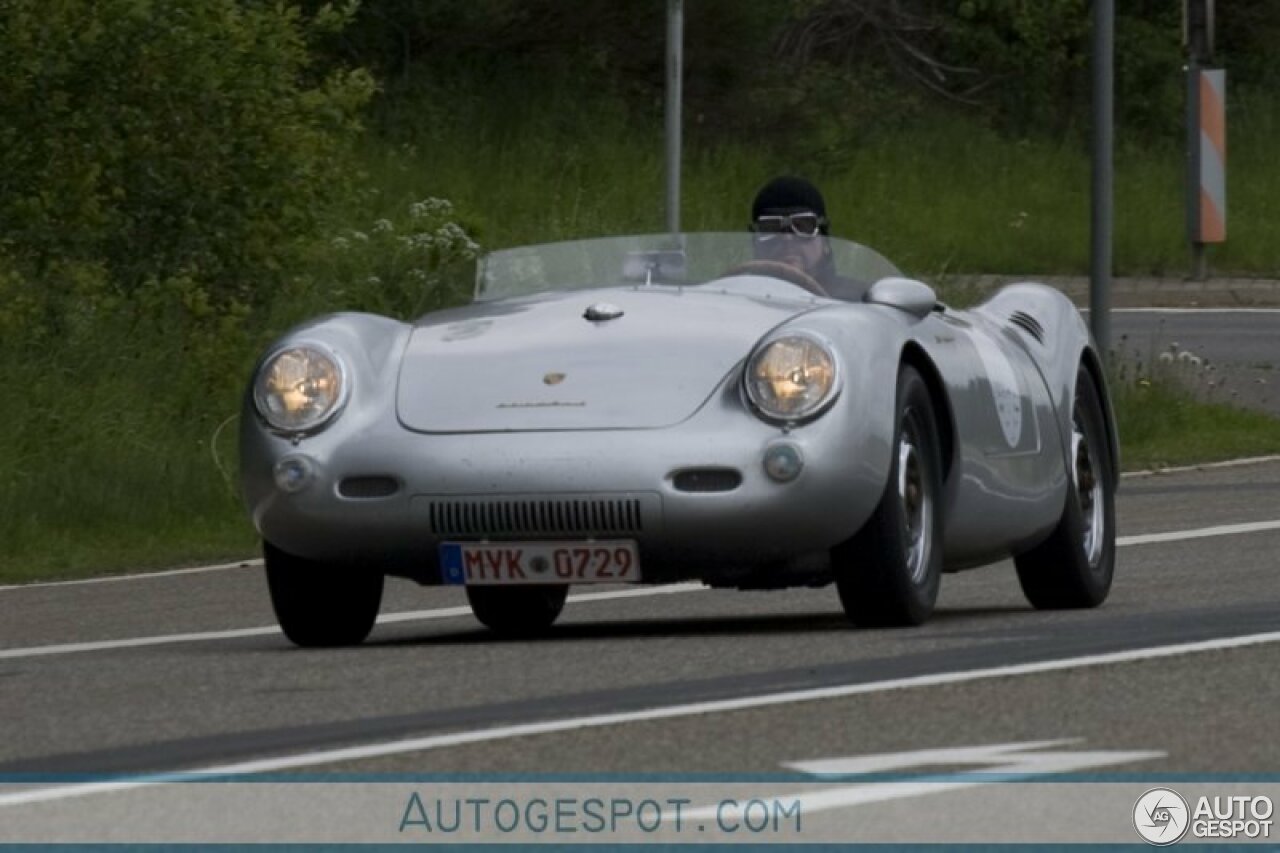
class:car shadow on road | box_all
[366,605,1037,648]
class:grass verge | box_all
[1114,383,1280,472]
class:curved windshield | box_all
[475,232,902,302]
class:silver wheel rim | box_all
[898,416,932,584]
[1072,414,1105,568]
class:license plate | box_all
[439,541,641,585]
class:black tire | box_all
[466,585,569,637]
[1015,364,1116,609]
[834,365,944,627]
[264,542,384,647]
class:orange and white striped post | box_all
[1184,0,1222,280]
[1189,68,1227,248]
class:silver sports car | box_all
[241,233,1117,646]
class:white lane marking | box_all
[1,630,1276,809]
[0,584,706,661]
[1122,454,1280,479]
[684,741,1162,819]
[1098,307,1280,314]
[1118,519,1280,547]
[4,518,1280,662]
[0,559,262,592]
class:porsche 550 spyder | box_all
[240,232,1118,647]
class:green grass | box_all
[4,76,1280,584]
[1114,381,1280,471]
[353,76,1280,278]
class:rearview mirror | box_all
[864,277,937,318]
[622,249,687,285]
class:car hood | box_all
[396,286,812,432]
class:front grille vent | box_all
[1008,311,1046,345]
[427,497,645,537]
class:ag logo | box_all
[1134,787,1190,845]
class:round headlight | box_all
[253,345,347,433]
[745,334,839,421]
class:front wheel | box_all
[264,542,384,647]
[1014,364,1116,609]
[466,585,569,637]
[833,365,945,627]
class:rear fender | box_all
[973,284,1106,481]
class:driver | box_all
[749,176,863,300]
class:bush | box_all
[302,196,481,320]
[0,0,375,312]
[0,0,378,579]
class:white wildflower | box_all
[436,222,480,256]
[410,197,453,220]
[402,233,438,251]
[372,218,394,234]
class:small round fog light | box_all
[273,456,316,493]
[763,442,804,483]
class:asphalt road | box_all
[2,458,1279,775]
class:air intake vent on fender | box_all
[672,468,743,493]
[1008,311,1046,345]
[338,476,400,498]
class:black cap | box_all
[751,176,828,230]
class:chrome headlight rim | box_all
[743,331,842,425]
[252,341,351,436]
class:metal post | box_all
[1187,59,1207,281]
[1090,0,1114,360]
[665,0,683,234]
[1187,0,1205,280]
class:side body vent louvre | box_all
[1008,311,1046,345]
[426,496,646,538]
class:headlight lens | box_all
[253,345,346,433]
[746,334,838,421]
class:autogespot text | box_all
[399,792,803,837]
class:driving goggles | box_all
[751,212,827,239]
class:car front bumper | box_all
[242,404,890,584]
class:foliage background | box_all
[2,0,1279,580]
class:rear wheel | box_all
[834,365,944,627]
[264,542,384,647]
[1014,364,1115,608]
[466,585,569,637]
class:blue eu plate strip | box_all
[439,543,465,585]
